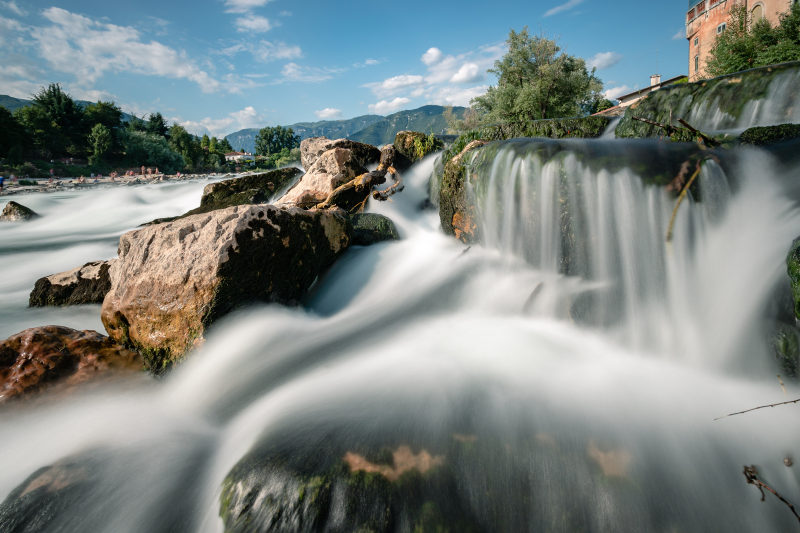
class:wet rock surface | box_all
[279,148,368,208]
[101,205,351,372]
[0,325,141,402]
[0,201,40,222]
[350,213,400,245]
[29,260,113,307]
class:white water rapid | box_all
[1,142,800,532]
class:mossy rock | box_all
[616,62,800,139]
[740,123,800,146]
[350,213,400,246]
[771,321,800,378]
[0,201,40,222]
[394,131,444,171]
[787,237,800,322]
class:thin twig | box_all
[714,398,800,421]
[665,161,702,243]
[743,465,800,525]
[678,118,721,148]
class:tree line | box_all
[0,83,237,176]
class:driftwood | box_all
[743,465,800,525]
[632,116,720,147]
[665,161,702,243]
[678,118,721,148]
[315,145,403,212]
[714,398,800,421]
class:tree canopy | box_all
[471,28,604,125]
[255,126,300,156]
[705,3,800,78]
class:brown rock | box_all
[0,326,141,402]
[439,140,487,243]
[29,260,113,307]
[279,148,367,208]
[101,205,350,372]
[300,137,380,170]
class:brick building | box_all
[686,0,795,81]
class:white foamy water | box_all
[1,145,800,532]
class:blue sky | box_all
[0,0,689,137]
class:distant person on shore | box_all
[0,175,5,192]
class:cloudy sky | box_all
[0,0,687,137]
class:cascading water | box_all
[1,142,800,532]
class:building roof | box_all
[616,74,688,102]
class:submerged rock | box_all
[29,260,113,307]
[219,426,481,533]
[0,201,39,222]
[350,213,400,245]
[0,326,141,402]
[740,123,800,146]
[299,137,380,170]
[101,205,351,372]
[279,148,368,208]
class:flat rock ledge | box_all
[29,260,113,307]
[101,204,351,373]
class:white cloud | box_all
[450,63,481,83]
[672,28,686,40]
[364,74,425,97]
[543,0,584,17]
[428,85,488,107]
[281,62,338,83]
[588,52,622,70]
[315,107,342,119]
[604,85,634,100]
[224,0,272,14]
[421,47,443,66]
[32,7,225,93]
[179,105,264,137]
[235,15,273,33]
[252,41,302,62]
[369,97,411,114]
[1,1,25,16]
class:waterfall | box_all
[1,145,800,532]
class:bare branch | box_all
[714,398,800,421]
[743,465,800,525]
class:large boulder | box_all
[300,137,380,170]
[0,326,141,402]
[101,205,351,372]
[279,148,368,208]
[1,201,39,222]
[29,260,113,307]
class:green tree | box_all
[15,105,55,158]
[123,130,184,172]
[83,101,123,155]
[88,123,112,166]
[146,112,169,138]
[29,83,84,157]
[0,107,26,161]
[705,3,800,78]
[218,137,233,152]
[168,124,201,170]
[254,126,300,156]
[471,28,603,124]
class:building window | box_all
[694,37,698,47]
[751,4,764,21]
[717,22,727,34]
[695,55,699,72]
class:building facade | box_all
[686,0,795,81]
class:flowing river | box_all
[1,139,800,532]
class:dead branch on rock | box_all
[714,398,800,421]
[632,116,681,135]
[372,167,404,201]
[678,119,721,148]
[743,465,800,525]
[665,161,702,243]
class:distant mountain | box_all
[0,94,136,122]
[226,114,384,154]
[225,105,467,153]
[348,105,466,146]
